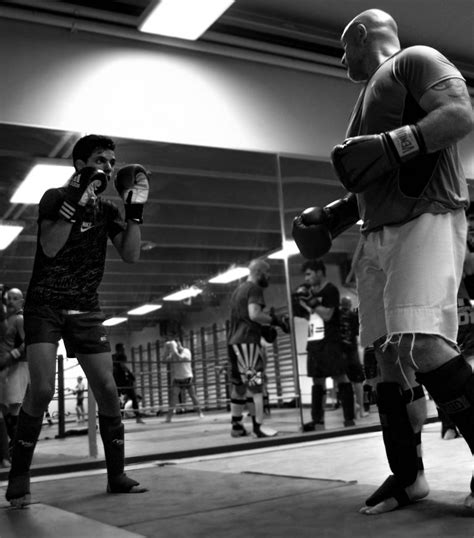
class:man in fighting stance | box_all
[227,259,289,438]
[293,9,473,514]
[6,134,150,506]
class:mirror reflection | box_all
[0,124,302,472]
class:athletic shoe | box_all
[231,423,248,437]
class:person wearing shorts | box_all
[227,259,287,438]
[0,288,28,458]
[339,296,367,419]
[6,134,150,506]
[298,260,355,431]
[335,9,474,514]
[163,339,203,422]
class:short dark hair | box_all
[72,134,115,166]
[467,202,474,217]
[115,342,124,351]
[301,259,326,275]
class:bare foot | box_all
[360,472,429,515]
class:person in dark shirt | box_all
[297,260,355,431]
[6,134,150,507]
[339,296,367,418]
[112,343,145,424]
[227,259,288,438]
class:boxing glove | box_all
[269,307,290,334]
[331,124,426,193]
[59,167,108,223]
[292,193,359,259]
[261,325,277,344]
[115,164,150,224]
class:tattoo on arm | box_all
[430,78,468,99]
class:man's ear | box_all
[357,23,368,41]
[75,159,86,171]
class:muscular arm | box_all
[40,219,73,258]
[248,303,273,325]
[111,221,141,263]
[418,78,474,152]
[314,305,335,322]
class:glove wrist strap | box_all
[125,204,144,224]
[386,124,425,162]
[59,200,84,223]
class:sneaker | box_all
[442,428,458,440]
[198,412,204,418]
[136,417,145,424]
[344,419,356,427]
[302,421,315,432]
[253,425,277,438]
[231,423,248,437]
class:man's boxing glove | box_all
[115,164,150,224]
[261,325,278,344]
[59,167,107,223]
[269,307,290,334]
[292,193,359,259]
[331,124,426,193]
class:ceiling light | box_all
[11,162,73,204]
[139,0,235,41]
[163,286,203,301]
[209,267,249,284]
[103,317,128,326]
[268,240,301,260]
[0,221,24,250]
[127,304,163,315]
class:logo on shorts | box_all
[100,335,108,343]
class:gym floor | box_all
[0,406,472,537]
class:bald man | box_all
[227,260,288,438]
[332,9,474,514]
[0,288,28,450]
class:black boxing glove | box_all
[261,325,277,344]
[331,124,426,193]
[59,167,108,223]
[269,307,290,334]
[115,164,150,224]
[292,193,359,259]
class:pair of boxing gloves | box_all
[59,164,150,224]
[293,123,426,259]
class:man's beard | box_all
[258,276,269,288]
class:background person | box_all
[227,259,289,438]
[163,339,203,423]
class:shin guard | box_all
[338,382,355,422]
[6,409,43,503]
[99,414,125,479]
[311,384,325,424]
[416,355,474,452]
[365,383,422,507]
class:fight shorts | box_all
[228,343,265,395]
[355,210,466,347]
[306,339,345,379]
[24,304,111,356]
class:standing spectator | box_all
[339,296,367,418]
[73,376,86,424]
[6,134,148,507]
[112,343,145,424]
[297,260,355,431]
[0,288,28,452]
[163,339,203,422]
[227,259,289,438]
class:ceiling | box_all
[0,1,473,329]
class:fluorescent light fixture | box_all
[163,286,203,301]
[127,304,163,315]
[0,221,24,250]
[268,240,301,260]
[103,317,128,327]
[139,0,235,40]
[11,162,73,204]
[209,266,249,284]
